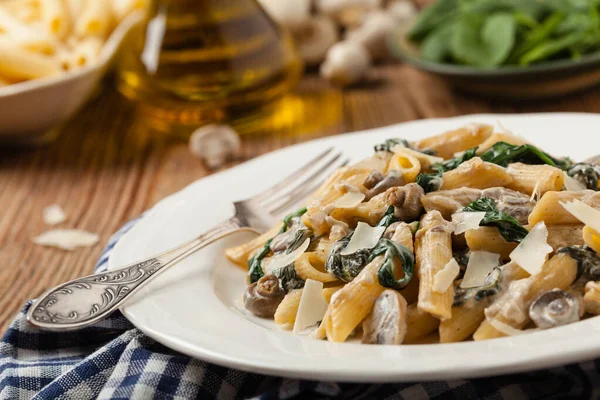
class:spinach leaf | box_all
[409,0,459,41]
[272,265,305,292]
[450,12,517,67]
[326,207,399,282]
[567,163,600,190]
[373,138,436,155]
[453,267,502,306]
[520,31,585,65]
[462,197,529,243]
[372,238,415,290]
[509,12,565,62]
[421,22,455,62]
[432,147,478,173]
[247,207,308,283]
[558,245,600,281]
[479,141,571,169]
[416,172,444,193]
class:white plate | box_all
[110,113,600,382]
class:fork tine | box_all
[268,159,351,217]
[252,147,334,202]
[260,152,344,209]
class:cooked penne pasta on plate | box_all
[228,123,600,345]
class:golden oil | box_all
[117,0,303,136]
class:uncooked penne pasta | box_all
[109,0,148,19]
[473,253,578,341]
[465,227,518,260]
[528,190,600,226]
[415,211,454,320]
[413,124,494,160]
[41,0,70,39]
[0,9,57,53]
[506,163,564,197]
[386,152,421,183]
[404,304,440,344]
[0,39,60,79]
[69,36,102,67]
[441,158,513,190]
[421,188,482,220]
[274,289,303,327]
[294,252,339,283]
[75,0,114,38]
[324,223,414,342]
[476,131,529,154]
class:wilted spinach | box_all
[462,197,529,242]
[416,172,444,193]
[479,141,571,169]
[558,245,600,281]
[374,138,436,155]
[567,163,600,190]
[247,207,308,283]
[453,267,502,306]
[432,147,478,173]
[408,0,600,68]
[372,239,415,290]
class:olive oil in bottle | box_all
[117,0,303,136]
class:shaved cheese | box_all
[530,180,541,202]
[43,204,67,225]
[562,199,600,234]
[265,238,311,274]
[510,222,552,276]
[293,279,328,334]
[460,251,500,289]
[563,173,586,192]
[390,144,444,164]
[33,229,99,251]
[340,222,385,256]
[488,318,537,337]
[332,191,365,208]
[433,258,460,293]
[452,212,486,235]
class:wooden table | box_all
[1,65,599,333]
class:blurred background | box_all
[1,0,600,331]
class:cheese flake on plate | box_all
[293,279,328,334]
[32,229,99,251]
[563,172,586,192]
[510,222,552,276]
[340,222,385,256]
[561,199,600,234]
[43,204,67,225]
[332,191,365,209]
[460,251,500,289]
[433,258,460,293]
[452,212,486,235]
[265,237,311,274]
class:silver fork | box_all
[27,148,348,331]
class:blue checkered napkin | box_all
[2,220,600,399]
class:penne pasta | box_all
[421,188,482,220]
[0,38,60,79]
[225,223,283,267]
[441,158,513,190]
[528,190,600,226]
[322,285,344,303]
[294,252,339,283]
[476,131,529,154]
[584,281,600,316]
[386,152,421,183]
[404,303,440,343]
[415,211,454,320]
[465,227,518,260]
[274,289,303,327]
[413,124,494,160]
[391,146,444,171]
[69,36,103,67]
[41,0,70,39]
[583,226,600,254]
[506,163,564,197]
[473,253,578,341]
[75,0,114,38]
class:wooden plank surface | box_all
[1,64,599,333]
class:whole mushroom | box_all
[362,289,408,344]
[320,41,372,87]
[243,274,286,318]
[363,170,385,190]
[365,169,404,200]
[294,16,339,65]
[529,289,583,329]
[257,0,312,32]
[316,0,383,28]
[387,183,424,222]
[345,10,399,60]
[189,124,241,170]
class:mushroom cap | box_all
[362,289,408,344]
[529,289,582,329]
[243,274,285,318]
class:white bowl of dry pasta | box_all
[0,0,145,144]
[107,113,600,382]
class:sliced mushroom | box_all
[365,170,404,200]
[363,170,385,190]
[362,290,408,344]
[529,289,582,329]
[387,183,424,222]
[244,274,286,318]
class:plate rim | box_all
[111,112,600,382]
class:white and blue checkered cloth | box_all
[2,219,600,399]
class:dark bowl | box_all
[388,23,600,100]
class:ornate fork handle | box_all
[27,217,253,331]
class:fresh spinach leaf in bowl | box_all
[408,0,600,67]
